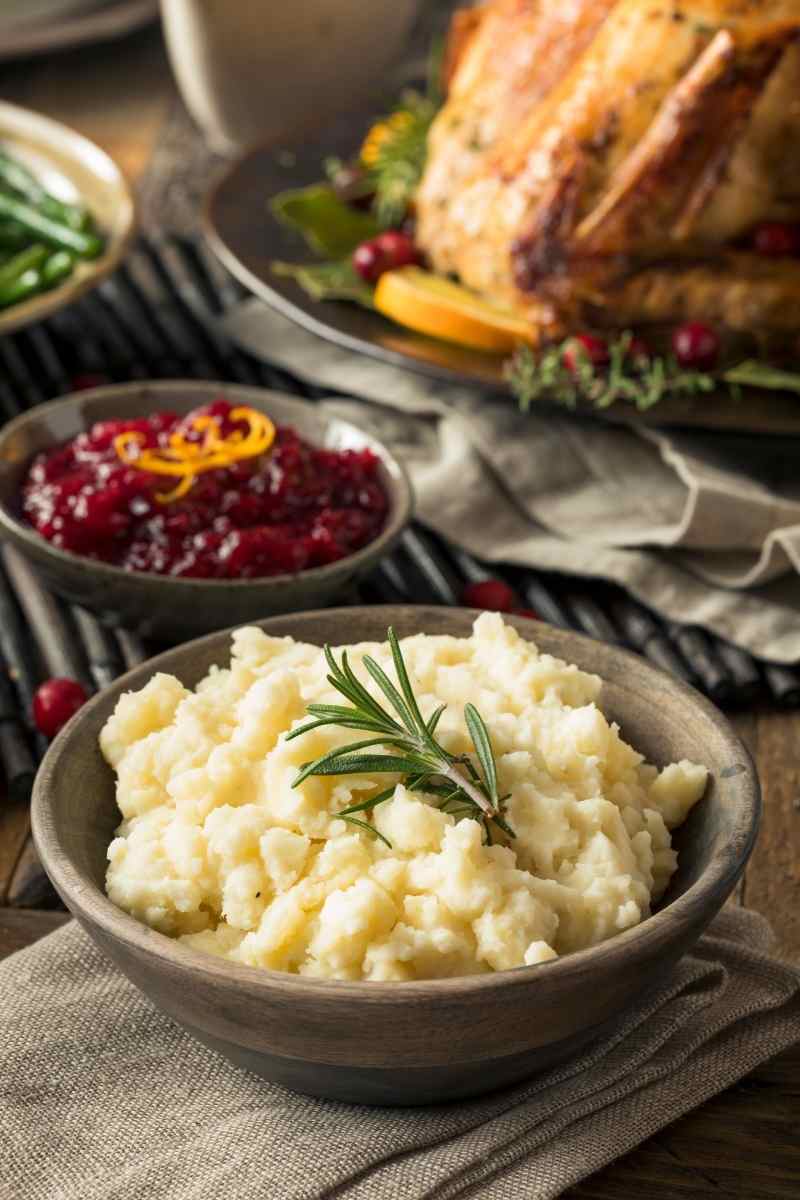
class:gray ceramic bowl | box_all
[32,607,760,1106]
[0,381,412,639]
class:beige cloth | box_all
[2,908,798,1200]
[222,300,800,663]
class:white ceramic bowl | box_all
[160,0,422,153]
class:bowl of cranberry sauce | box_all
[0,382,412,639]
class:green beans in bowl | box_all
[0,100,135,333]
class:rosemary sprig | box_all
[287,628,512,847]
[355,37,443,228]
[507,335,717,413]
[507,335,800,413]
[359,89,437,228]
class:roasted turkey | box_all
[415,0,800,348]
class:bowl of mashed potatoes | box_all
[32,607,759,1105]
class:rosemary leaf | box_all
[387,627,440,758]
[301,752,433,778]
[338,786,397,817]
[464,703,499,808]
[426,704,447,736]
[285,716,400,740]
[338,814,392,848]
[362,652,418,735]
[292,737,406,785]
[288,630,515,846]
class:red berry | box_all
[352,231,419,283]
[563,333,610,374]
[512,607,539,620]
[672,322,720,371]
[752,222,800,258]
[462,579,518,613]
[33,678,88,738]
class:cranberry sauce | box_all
[22,399,389,579]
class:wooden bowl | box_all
[32,608,760,1105]
[0,382,412,639]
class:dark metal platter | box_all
[203,112,800,436]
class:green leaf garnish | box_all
[270,185,380,257]
[338,814,392,848]
[271,259,375,308]
[464,703,499,809]
[290,628,513,847]
[722,361,800,395]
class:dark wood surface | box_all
[0,22,798,1195]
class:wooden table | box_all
[1,25,798,1199]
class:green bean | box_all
[0,153,88,231]
[0,267,42,308]
[0,193,103,259]
[0,219,30,249]
[0,244,48,287]
[41,250,74,289]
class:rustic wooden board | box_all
[741,711,800,960]
[0,908,70,960]
[0,797,31,906]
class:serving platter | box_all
[204,117,800,437]
[0,101,136,336]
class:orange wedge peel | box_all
[374,266,536,354]
[114,405,276,503]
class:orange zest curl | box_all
[113,406,276,503]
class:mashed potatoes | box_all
[101,615,706,981]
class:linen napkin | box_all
[221,300,800,665]
[2,908,798,1200]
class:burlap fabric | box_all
[2,908,798,1200]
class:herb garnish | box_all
[358,89,438,228]
[353,38,443,228]
[270,185,380,257]
[508,335,800,413]
[271,259,375,308]
[287,628,513,848]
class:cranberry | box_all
[512,607,539,620]
[752,222,800,258]
[22,399,388,580]
[33,678,88,738]
[563,334,610,374]
[353,231,419,283]
[462,579,518,613]
[672,322,720,371]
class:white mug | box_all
[160,0,423,154]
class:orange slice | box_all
[373,267,536,354]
